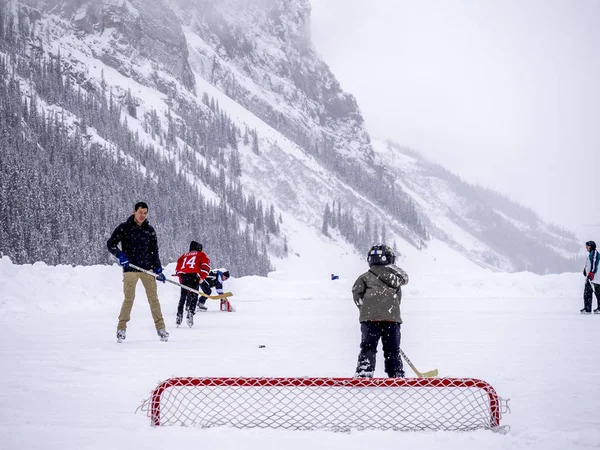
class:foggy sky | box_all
[310,0,600,239]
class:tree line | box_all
[0,7,281,275]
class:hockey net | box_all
[138,377,509,432]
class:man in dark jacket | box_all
[352,245,409,378]
[107,201,169,342]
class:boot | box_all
[176,313,183,326]
[389,370,405,378]
[354,356,374,378]
[580,308,592,314]
[116,329,126,343]
[186,310,194,328]
[157,329,169,342]
[594,308,600,314]
[353,370,374,378]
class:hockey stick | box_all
[399,348,438,378]
[128,263,233,300]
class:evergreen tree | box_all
[251,129,260,155]
[322,203,331,236]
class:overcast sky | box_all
[310,0,600,239]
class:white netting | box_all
[139,377,508,432]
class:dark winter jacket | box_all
[202,269,227,294]
[107,215,162,272]
[352,264,409,323]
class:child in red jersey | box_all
[174,241,210,327]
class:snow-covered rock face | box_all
[173,0,372,161]
[23,0,195,91]
[24,0,370,160]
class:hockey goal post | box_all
[139,377,509,432]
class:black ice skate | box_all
[580,308,592,314]
[186,310,194,328]
[594,308,600,314]
[176,313,183,326]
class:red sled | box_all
[220,299,235,312]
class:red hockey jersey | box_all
[175,250,211,282]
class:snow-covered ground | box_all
[1,239,599,450]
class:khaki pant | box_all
[117,272,166,331]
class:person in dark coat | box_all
[199,268,231,311]
[352,245,409,378]
[107,201,169,342]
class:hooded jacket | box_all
[352,264,409,323]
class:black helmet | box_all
[367,244,395,267]
[586,241,597,250]
[220,269,230,279]
[189,241,203,251]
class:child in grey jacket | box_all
[352,245,409,378]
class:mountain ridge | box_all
[0,0,580,274]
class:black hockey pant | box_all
[583,280,600,312]
[197,280,212,306]
[177,274,200,316]
[355,321,404,377]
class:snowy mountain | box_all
[0,0,579,274]
[373,141,580,273]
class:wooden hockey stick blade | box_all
[409,366,438,378]
[201,292,233,300]
[399,348,438,378]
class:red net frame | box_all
[140,377,508,432]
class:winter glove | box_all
[117,252,129,269]
[589,272,595,282]
[154,267,166,283]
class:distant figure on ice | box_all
[199,268,232,312]
[331,274,339,280]
[581,240,600,314]
[174,241,211,327]
[107,201,169,343]
[352,245,409,378]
